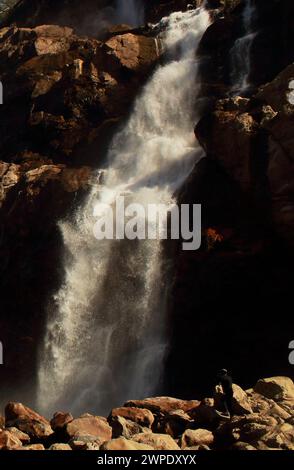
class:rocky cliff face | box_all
[0,0,293,410]
[167,0,294,398]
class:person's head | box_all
[218,368,228,376]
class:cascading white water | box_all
[115,0,145,26]
[230,0,256,94]
[37,7,210,416]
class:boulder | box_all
[110,416,151,440]
[5,402,53,440]
[6,427,30,444]
[104,34,158,74]
[268,403,292,421]
[261,422,294,450]
[254,377,294,402]
[0,162,21,207]
[66,415,112,445]
[49,443,72,450]
[33,25,74,56]
[248,393,274,415]
[231,384,253,415]
[189,398,218,425]
[0,430,23,450]
[132,432,180,450]
[214,384,253,415]
[125,397,200,415]
[278,399,294,417]
[227,413,279,447]
[100,437,154,451]
[69,439,101,450]
[240,422,272,442]
[15,444,45,450]
[108,407,154,428]
[180,429,214,449]
[50,412,73,431]
[160,409,193,438]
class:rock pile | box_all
[0,377,293,450]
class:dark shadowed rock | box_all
[232,441,257,450]
[189,398,218,425]
[159,409,193,438]
[110,415,151,440]
[50,411,73,431]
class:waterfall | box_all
[230,0,257,95]
[37,7,210,417]
[115,0,145,26]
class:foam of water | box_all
[37,7,210,417]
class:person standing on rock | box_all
[216,369,234,417]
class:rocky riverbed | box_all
[0,376,293,450]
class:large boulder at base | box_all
[125,397,200,415]
[49,443,72,450]
[5,402,53,440]
[254,377,294,401]
[180,429,214,449]
[100,437,154,451]
[0,430,23,450]
[65,415,112,445]
[110,416,151,440]
[50,412,73,431]
[108,407,154,428]
[132,432,180,450]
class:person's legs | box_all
[223,397,230,415]
[225,393,233,417]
